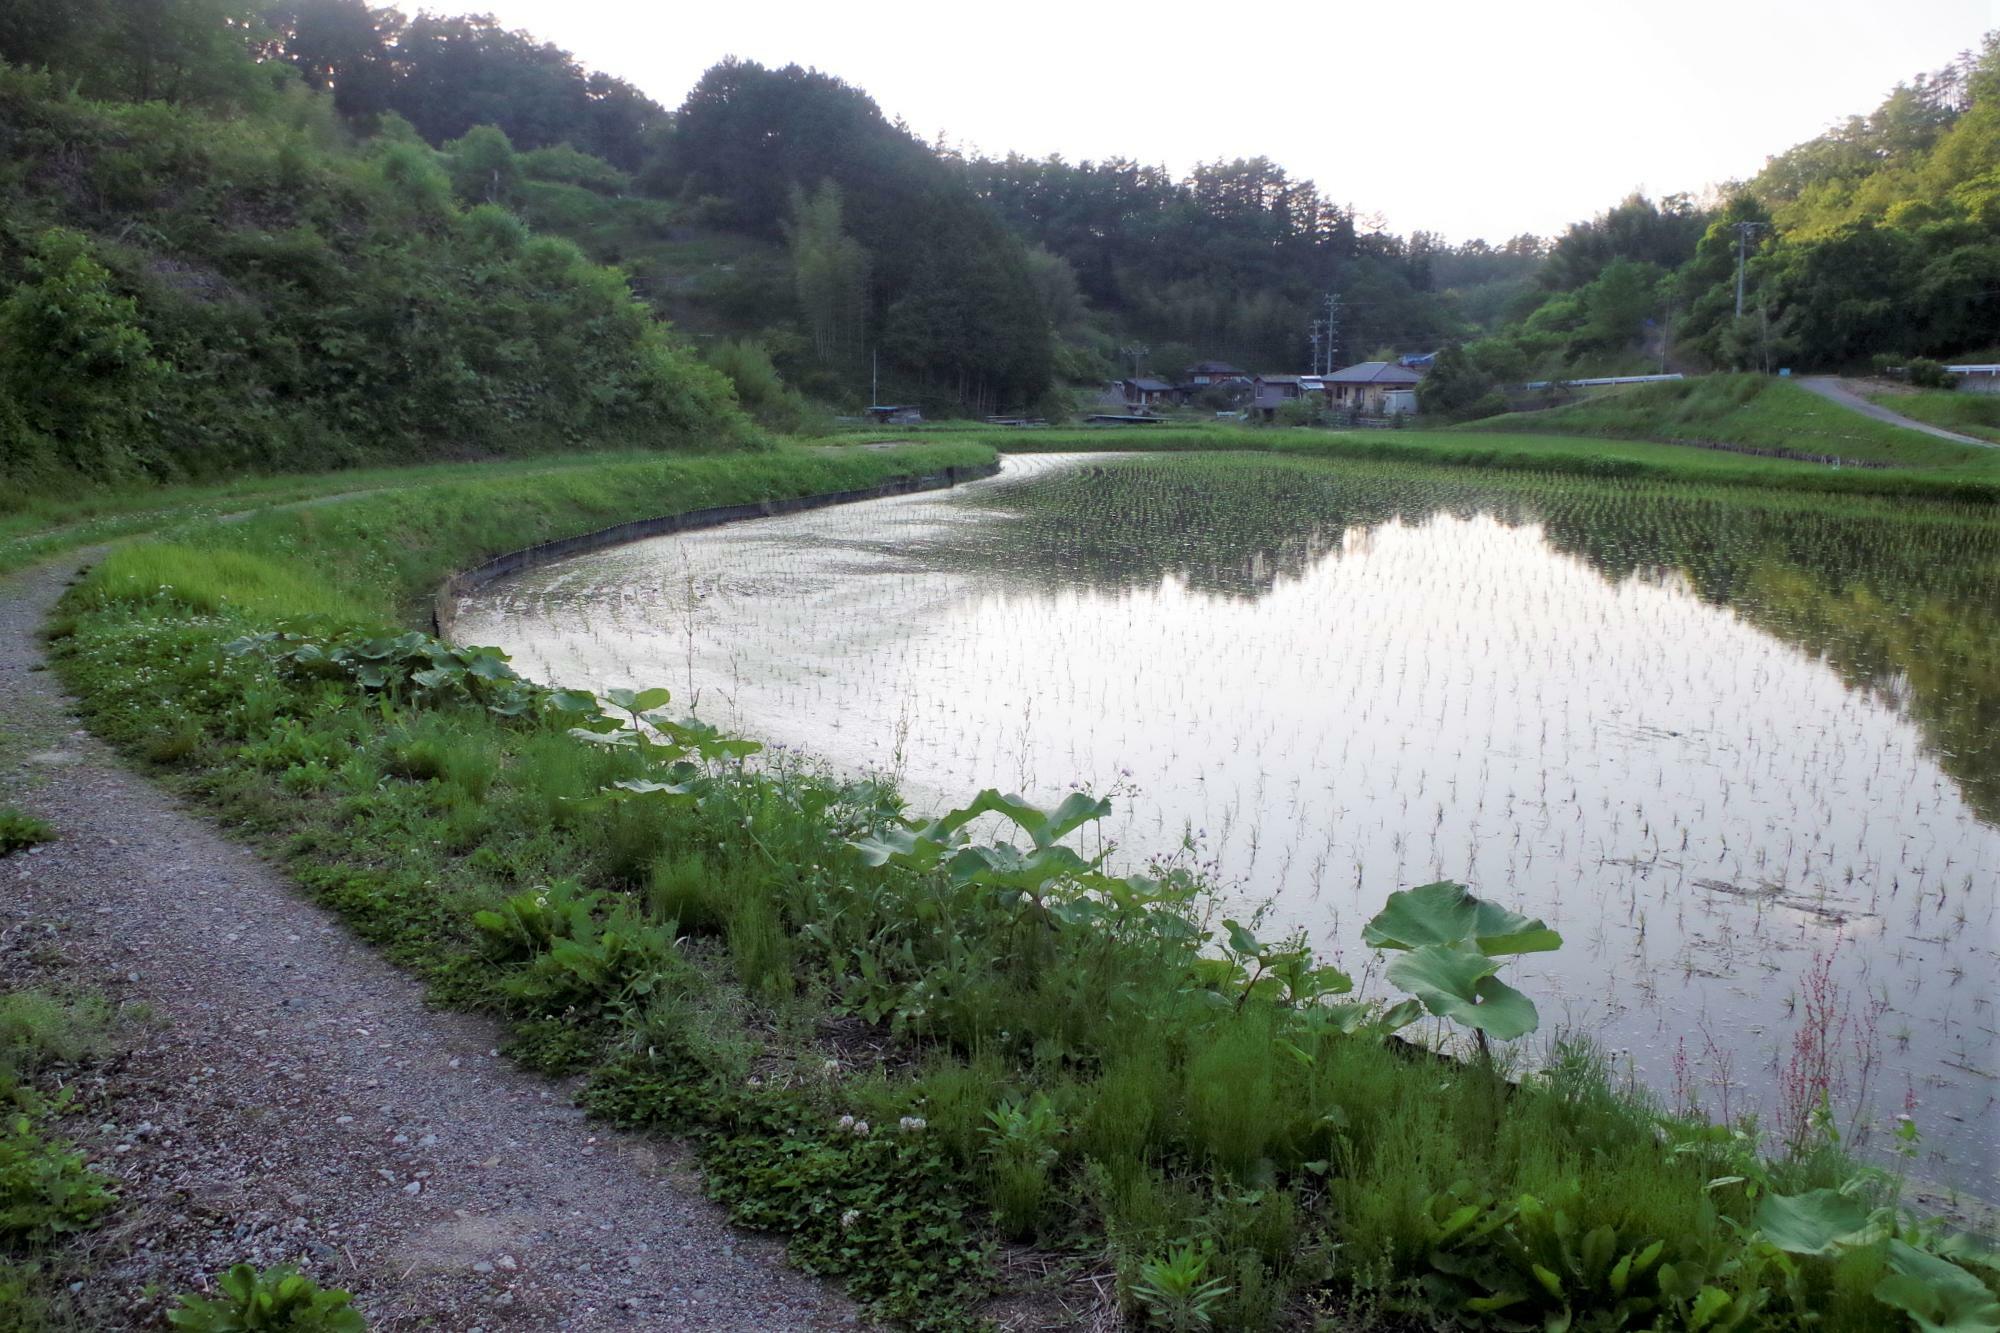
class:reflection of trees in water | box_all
[1533,489,2000,826]
[885,455,2000,826]
[905,461,1493,599]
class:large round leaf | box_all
[1385,944,1541,1039]
[1363,881,1563,956]
[1754,1189,1887,1257]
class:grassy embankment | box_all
[37,443,1997,1330]
[856,383,2000,505]
[1868,390,2000,444]
[1461,374,1999,476]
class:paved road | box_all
[1796,376,1994,448]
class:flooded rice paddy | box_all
[455,452,2000,1194]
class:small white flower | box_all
[746,1076,763,1089]
[898,1116,926,1134]
[837,1115,855,1131]
[822,1059,841,1075]
[839,1208,860,1230]
[852,1120,871,1137]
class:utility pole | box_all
[1733,221,1766,319]
[1308,320,1325,375]
[1320,292,1343,375]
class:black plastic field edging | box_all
[431,461,1001,638]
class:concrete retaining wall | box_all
[432,460,1000,639]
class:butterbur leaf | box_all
[1754,1189,1885,1256]
[461,650,517,681]
[1363,880,1563,956]
[1873,1239,2000,1333]
[1310,965,1354,995]
[1223,918,1262,956]
[605,686,673,714]
[547,688,598,716]
[948,842,1093,892]
[1386,944,1541,1039]
[929,788,1110,849]
[849,825,951,869]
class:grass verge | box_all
[42,445,1999,1329]
[1868,390,2000,444]
[859,418,2000,505]
[1458,375,1999,477]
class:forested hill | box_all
[0,3,751,486]
[1445,35,2000,397]
[2,1,1994,489]
[961,156,1538,377]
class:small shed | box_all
[864,404,924,425]
[1250,374,1306,420]
[1115,377,1180,408]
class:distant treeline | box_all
[2,0,1994,479]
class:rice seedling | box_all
[48,442,2000,1329]
[459,450,2000,1186]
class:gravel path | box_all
[1795,375,1995,447]
[0,553,859,1330]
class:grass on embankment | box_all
[1459,374,1999,475]
[69,443,992,625]
[1868,389,2000,443]
[870,415,2000,505]
[1,446,949,580]
[43,444,1993,1331]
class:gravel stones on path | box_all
[0,557,861,1330]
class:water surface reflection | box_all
[454,453,2000,1194]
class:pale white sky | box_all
[420,0,1995,243]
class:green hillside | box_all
[0,69,750,488]
[1463,375,1996,470]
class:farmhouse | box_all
[1320,360,1424,414]
[1182,360,1249,386]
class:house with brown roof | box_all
[1112,377,1181,409]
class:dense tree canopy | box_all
[650,59,1056,411]
[962,154,1507,372]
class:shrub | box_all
[1905,357,1957,389]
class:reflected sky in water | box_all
[455,453,2000,1197]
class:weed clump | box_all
[0,809,54,856]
